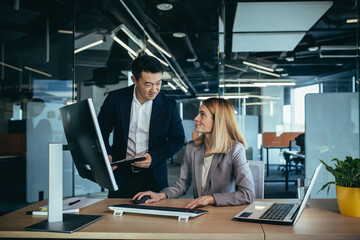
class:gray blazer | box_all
[161,141,255,206]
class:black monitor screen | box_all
[59,98,118,191]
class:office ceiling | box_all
[0,0,358,99]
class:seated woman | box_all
[133,98,255,209]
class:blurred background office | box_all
[0,0,358,215]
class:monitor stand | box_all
[24,213,103,233]
[25,143,103,233]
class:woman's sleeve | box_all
[160,146,192,199]
[212,144,255,206]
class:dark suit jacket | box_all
[98,85,185,191]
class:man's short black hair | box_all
[131,55,163,80]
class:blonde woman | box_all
[133,98,255,208]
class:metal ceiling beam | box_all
[120,0,197,95]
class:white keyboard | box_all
[109,204,207,222]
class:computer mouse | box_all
[132,195,151,204]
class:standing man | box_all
[98,55,185,198]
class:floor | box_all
[0,162,303,216]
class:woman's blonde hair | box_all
[194,97,247,153]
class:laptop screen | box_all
[293,164,322,224]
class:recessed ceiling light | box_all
[204,88,210,92]
[285,56,294,62]
[243,61,274,72]
[275,67,284,72]
[186,58,197,62]
[173,32,185,38]
[157,3,173,11]
[281,73,289,77]
[308,46,319,51]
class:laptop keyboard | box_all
[259,203,295,220]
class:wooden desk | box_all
[0,199,263,240]
[0,199,359,240]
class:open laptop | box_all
[234,164,322,226]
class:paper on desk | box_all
[40,197,104,210]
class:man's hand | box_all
[108,155,117,171]
[184,195,216,209]
[131,153,152,169]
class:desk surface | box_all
[0,199,263,240]
[262,199,360,240]
[0,199,359,240]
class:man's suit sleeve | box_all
[148,101,185,169]
[97,94,114,155]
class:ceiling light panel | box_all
[144,49,169,66]
[232,1,332,52]
[148,39,172,58]
[167,82,176,90]
[233,2,333,32]
[232,32,305,52]
[113,35,137,56]
[243,61,274,72]
[75,33,112,52]
[74,39,104,54]
[250,67,280,77]
[120,24,144,48]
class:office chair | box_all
[282,140,304,174]
[278,140,303,173]
[248,160,265,199]
[245,147,253,160]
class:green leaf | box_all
[320,156,360,189]
[317,181,335,195]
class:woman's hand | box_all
[184,195,216,209]
[132,191,167,204]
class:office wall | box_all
[305,92,359,199]
[236,115,259,160]
[182,120,195,143]
[262,86,284,132]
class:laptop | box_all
[233,164,322,226]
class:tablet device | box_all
[111,156,146,166]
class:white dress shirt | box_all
[126,86,153,159]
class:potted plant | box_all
[319,156,360,217]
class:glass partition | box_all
[0,1,74,203]
[219,0,359,197]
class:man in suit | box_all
[98,55,185,198]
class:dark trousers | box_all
[108,168,159,198]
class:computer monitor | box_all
[59,98,118,191]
